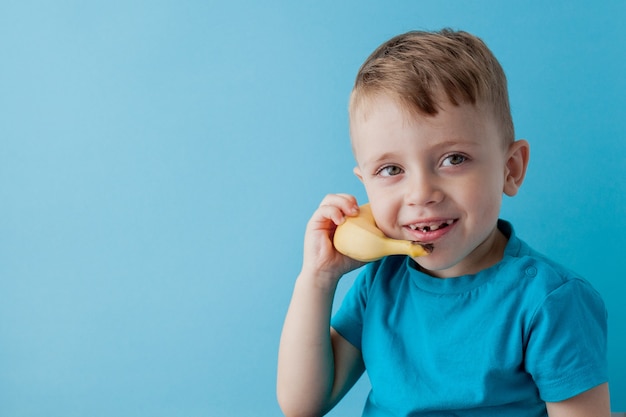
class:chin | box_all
[412,254,462,278]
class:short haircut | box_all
[350,29,514,143]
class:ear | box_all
[503,139,530,197]
[353,166,364,183]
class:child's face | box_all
[351,95,519,278]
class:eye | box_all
[377,165,403,177]
[442,153,468,167]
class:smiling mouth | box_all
[408,219,456,233]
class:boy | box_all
[277,29,610,417]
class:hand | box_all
[301,194,365,284]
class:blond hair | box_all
[350,29,514,143]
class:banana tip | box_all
[414,242,434,254]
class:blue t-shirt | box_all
[331,221,608,417]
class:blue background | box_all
[1,1,624,415]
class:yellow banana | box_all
[333,203,431,262]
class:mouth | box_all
[407,219,457,233]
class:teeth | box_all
[409,220,454,232]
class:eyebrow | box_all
[360,152,402,169]
[432,140,482,149]
[364,141,480,162]
[358,138,484,170]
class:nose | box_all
[404,170,444,207]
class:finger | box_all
[312,203,348,227]
[318,194,359,217]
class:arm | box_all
[277,194,366,417]
[546,383,611,417]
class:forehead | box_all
[349,94,502,162]
[350,90,414,123]
[350,84,512,144]
[350,93,488,138]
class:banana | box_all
[333,203,431,262]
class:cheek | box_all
[367,196,401,233]
[454,176,503,215]
[362,181,389,205]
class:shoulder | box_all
[499,221,599,298]
[342,255,414,313]
[502,224,607,331]
[337,255,409,307]
[358,255,410,288]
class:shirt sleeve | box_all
[525,277,608,402]
[330,265,374,351]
